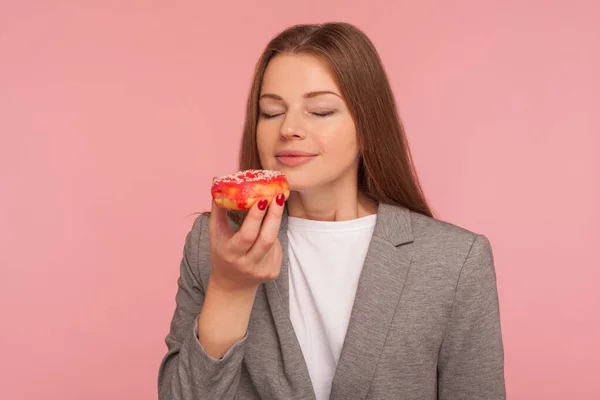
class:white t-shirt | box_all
[287,214,377,400]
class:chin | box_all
[282,174,312,192]
[263,163,326,192]
[287,176,330,193]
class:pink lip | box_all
[275,150,317,167]
[275,150,317,157]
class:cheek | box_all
[256,126,270,153]
[256,126,278,166]
[320,121,359,159]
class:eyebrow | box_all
[259,90,341,100]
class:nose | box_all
[279,111,306,141]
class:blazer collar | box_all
[371,202,414,246]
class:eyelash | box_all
[260,111,334,119]
[260,113,280,119]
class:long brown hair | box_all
[221,22,434,224]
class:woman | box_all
[158,22,506,400]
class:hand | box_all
[207,194,286,293]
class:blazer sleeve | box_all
[437,234,506,399]
[158,215,247,400]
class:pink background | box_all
[1,1,598,399]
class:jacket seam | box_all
[437,233,479,356]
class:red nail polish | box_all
[258,199,268,210]
[276,193,285,206]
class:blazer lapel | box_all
[329,203,415,400]
[263,207,317,400]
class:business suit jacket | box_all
[158,202,506,399]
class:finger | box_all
[226,198,269,256]
[208,198,233,241]
[247,193,285,262]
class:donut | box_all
[211,169,290,210]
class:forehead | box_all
[260,53,340,94]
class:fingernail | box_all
[258,199,268,210]
[276,193,285,206]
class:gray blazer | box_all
[158,203,506,399]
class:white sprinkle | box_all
[213,169,285,185]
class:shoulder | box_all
[410,209,483,247]
[406,210,500,312]
[182,213,212,286]
[184,212,241,284]
[402,206,494,269]
[187,212,209,247]
[187,211,239,239]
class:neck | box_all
[286,179,378,222]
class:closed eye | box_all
[260,111,334,118]
[260,112,283,119]
[312,111,334,117]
